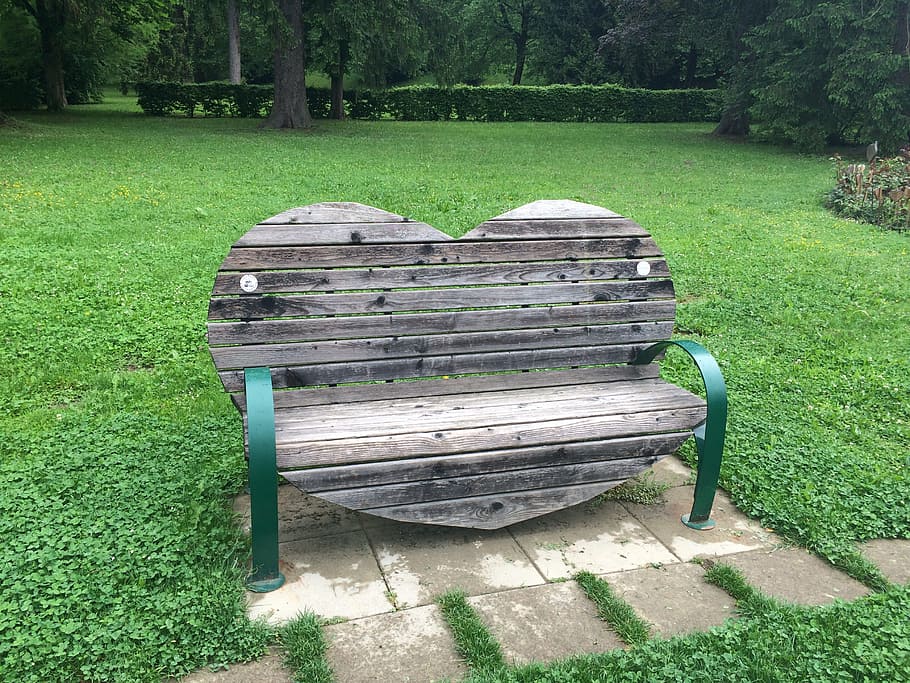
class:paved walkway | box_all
[180,455,910,682]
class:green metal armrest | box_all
[244,366,285,592]
[632,340,727,531]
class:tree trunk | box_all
[227,0,242,84]
[684,44,697,88]
[511,8,530,85]
[330,41,348,120]
[263,0,312,129]
[31,0,68,111]
[713,106,749,137]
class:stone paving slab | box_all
[722,547,870,605]
[469,582,625,665]
[233,485,362,543]
[325,604,467,683]
[605,562,736,636]
[510,499,680,580]
[247,530,393,625]
[367,522,544,608]
[169,651,292,683]
[650,454,695,488]
[859,539,910,585]
[622,487,778,562]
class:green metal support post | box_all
[633,340,727,531]
[244,366,285,592]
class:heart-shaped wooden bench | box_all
[208,200,727,591]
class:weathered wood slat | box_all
[208,300,676,346]
[235,222,451,246]
[275,383,699,443]
[281,433,689,491]
[310,456,661,509]
[259,202,411,225]
[211,259,669,295]
[234,365,662,411]
[219,342,649,391]
[220,237,663,270]
[490,200,621,221]
[462,218,647,240]
[274,406,707,468]
[211,321,673,371]
[358,481,625,528]
[208,280,674,321]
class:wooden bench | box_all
[207,200,727,591]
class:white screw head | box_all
[240,274,259,293]
[636,261,651,276]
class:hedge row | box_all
[135,81,722,123]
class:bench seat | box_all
[273,367,706,528]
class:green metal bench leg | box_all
[244,367,285,592]
[633,340,727,531]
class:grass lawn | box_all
[0,93,908,682]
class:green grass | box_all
[281,612,334,683]
[574,572,651,647]
[437,590,506,676]
[0,95,907,681]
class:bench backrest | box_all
[207,200,676,408]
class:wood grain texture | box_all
[259,202,411,225]
[208,299,676,346]
[309,456,660,509]
[233,364,662,411]
[218,342,650,391]
[462,218,646,240]
[489,200,621,221]
[281,433,689,491]
[211,259,669,295]
[208,280,674,321]
[235,221,451,246]
[274,405,706,468]
[211,321,673,370]
[357,481,625,528]
[220,237,663,270]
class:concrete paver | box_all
[510,500,679,579]
[247,530,393,625]
[722,547,870,605]
[649,454,695,488]
[325,605,467,683]
[233,484,362,543]
[367,522,544,608]
[606,562,736,636]
[622,487,778,561]
[171,651,292,683]
[860,539,910,585]
[470,582,625,664]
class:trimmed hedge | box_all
[135,81,721,123]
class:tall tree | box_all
[495,0,539,84]
[11,0,170,110]
[226,0,241,82]
[263,0,311,128]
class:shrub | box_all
[135,81,722,124]
[828,153,910,232]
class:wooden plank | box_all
[233,365,662,411]
[274,383,700,442]
[219,342,648,391]
[489,200,621,221]
[356,481,625,529]
[211,259,670,295]
[274,405,707,468]
[309,456,661,509]
[462,218,647,240]
[235,222,451,247]
[207,280,675,321]
[219,237,663,270]
[259,202,410,225]
[210,321,674,370]
[281,433,690,492]
[208,300,676,346]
